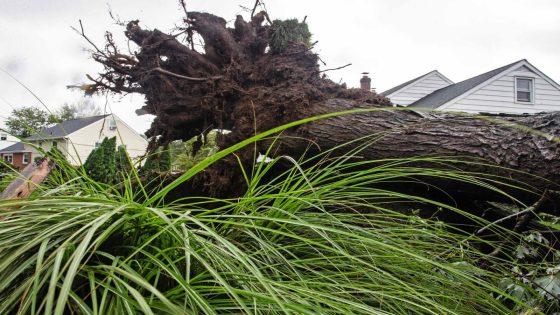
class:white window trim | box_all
[22,153,30,164]
[514,76,535,104]
[3,153,13,164]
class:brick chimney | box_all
[360,72,371,91]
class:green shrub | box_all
[83,137,116,183]
[115,145,132,175]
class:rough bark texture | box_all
[85,10,560,200]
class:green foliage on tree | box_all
[159,145,172,172]
[115,145,132,175]
[83,142,104,182]
[56,104,78,122]
[170,131,219,171]
[6,100,102,138]
[270,18,311,53]
[140,149,161,175]
[101,137,117,183]
[139,144,173,175]
[83,137,116,184]
[5,107,59,138]
[60,99,102,119]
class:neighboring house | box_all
[0,114,148,168]
[381,59,560,114]
[382,70,454,107]
[0,143,32,168]
[0,130,19,151]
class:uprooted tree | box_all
[79,8,560,204]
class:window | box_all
[22,153,30,164]
[95,142,101,148]
[52,141,58,148]
[0,133,7,141]
[3,154,13,164]
[109,118,117,130]
[516,78,534,103]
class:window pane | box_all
[517,91,531,102]
[517,78,531,91]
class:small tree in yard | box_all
[83,137,116,183]
[140,145,172,174]
[115,145,132,175]
[83,143,103,181]
[101,137,117,183]
[140,149,160,175]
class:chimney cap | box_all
[361,72,369,76]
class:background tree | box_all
[56,104,78,121]
[5,99,102,138]
[5,107,58,138]
[61,98,102,119]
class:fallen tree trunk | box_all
[0,158,53,200]
[82,9,560,199]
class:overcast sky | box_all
[1,0,559,133]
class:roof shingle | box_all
[26,115,109,141]
[0,142,27,153]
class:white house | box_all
[381,59,560,114]
[0,114,148,168]
[381,70,454,107]
[0,130,19,151]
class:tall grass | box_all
[0,114,552,314]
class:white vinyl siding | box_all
[22,115,147,166]
[388,72,453,106]
[444,65,560,114]
[0,132,20,151]
[65,115,147,165]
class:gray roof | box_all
[381,70,437,96]
[0,142,27,153]
[26,115,109,141]
[409,60,524,109]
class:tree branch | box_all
[148,67,222,82]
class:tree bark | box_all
[1,158,53,200]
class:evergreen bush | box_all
[83,137,116,183]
